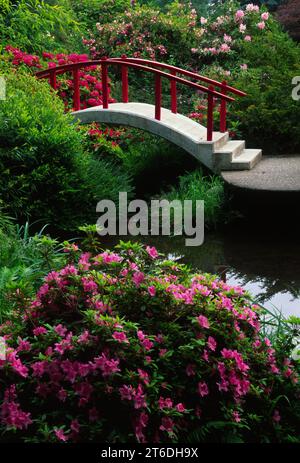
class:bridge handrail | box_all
[36,57,245,141]
[109,56,247,98]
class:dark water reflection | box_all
[103,229,300,318]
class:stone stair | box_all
[212,137,262,172]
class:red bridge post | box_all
[170,70,177,114]
[121,55,129,103]
[155,74,162,120]
[220,80,227,133]
[49,69,57,90]
[207,85,215,141]
[101,57,109,109]
[72,67,80,111]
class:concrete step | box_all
[226,149,262,170]
[214,140,246,159]
[210,131,229,150]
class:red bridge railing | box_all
[36,56,246,142]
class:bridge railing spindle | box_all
[101,57,109,109]
[72,67,80,111]
[121,65,129,103]
[170,70,177,114]
[49,69,57,90]
[155,74,162,120]
[207,85,215,141]
[220,80,227,133]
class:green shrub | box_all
[0,0,82,53]
[228,30,300,152]
[70,0,131,32]
[0,71,133,230]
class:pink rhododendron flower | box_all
[220,43,231,53]
[244,35,252,41]
[224,34,232,43]
[257,21,265,30]
[261,12,269,21]
[246,3,259,12]
[235,10,245,20]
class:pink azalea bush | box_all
[4,46,115,110]
[0,242,299,443]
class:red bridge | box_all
[36,56,262,172]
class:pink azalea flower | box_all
[273,409,281,423]
[54,324,67,337]
[148,285,156,297]
[133,271,145,287]
[186,363,196,376]
[112,331,129,344]
[244,35,252,42]
[198,381,209,397]
[146,246,158,259]
[176,403,186,413]
[70,419,80,434]
[159,416,174,433]
[138,369,150,385]
[54,428,68,442]
[33,326,47,336]
[197,315,210,329]
[232,411,241,422]
[207,336,217,351]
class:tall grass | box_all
[160,169,226,228]
[0,220,65,322]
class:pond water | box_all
[102,224,300,318]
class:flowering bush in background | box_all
[0,241,299,443]
[84,2,199,61]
